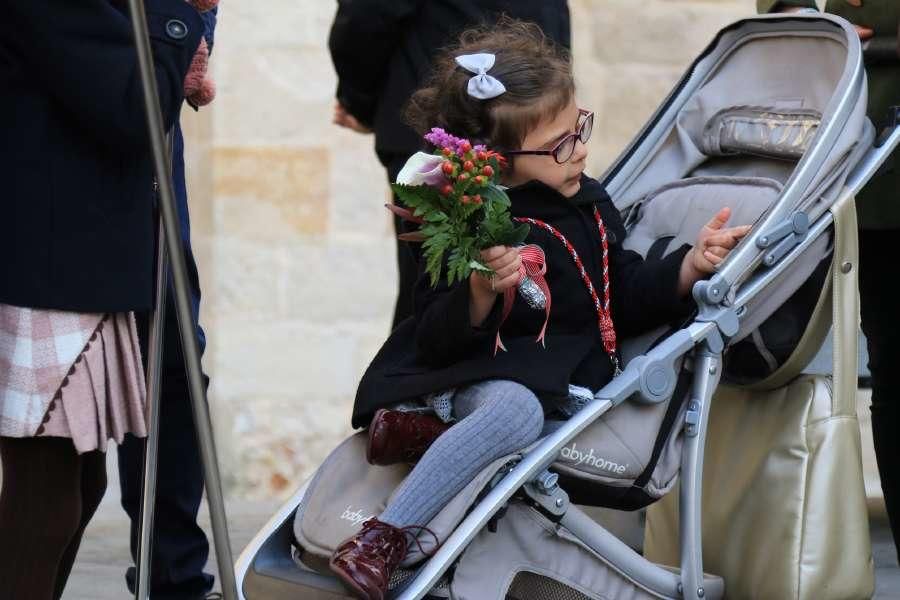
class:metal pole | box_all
[125,3,238,599]
[135,138,172,600]
[678,346,721,600]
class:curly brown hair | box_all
[405,18,575,154]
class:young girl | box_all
[330,20,749,600]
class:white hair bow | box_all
[455,53,506,100]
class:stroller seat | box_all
[236,13,897,600]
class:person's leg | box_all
[0,437,84,600]
[53,449,108,600]
[384,153,420,328]
[858,227,900,561]
[330,381,544,598]
[379,380,544,528]
[118,292,213,600]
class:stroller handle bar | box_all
[699,105,900,313]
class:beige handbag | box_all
[644,196,875,599]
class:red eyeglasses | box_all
[506,109,593,164]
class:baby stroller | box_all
[235,14,900,600]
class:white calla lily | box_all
[396,152,447,186]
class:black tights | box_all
[859,229,900,561]
[0,436,107,600]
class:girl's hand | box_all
[469,246,521,326]
[478,246,523,294]
[678,207,751,296]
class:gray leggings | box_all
[379,380,544,529]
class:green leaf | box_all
[424,244,445,287]
[482,184,510,209]
[447,247,466,285]
[390,185,424,209]
[508,222,531,245]
[469,260,492,274]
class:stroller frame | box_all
[236,14,900,600]
[126,2,239,599]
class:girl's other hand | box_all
[692,207,751,272]
[678,207,751,296]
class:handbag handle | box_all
[744,194,859,411]
[828,194,860,417]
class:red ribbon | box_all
[494,244,551,355]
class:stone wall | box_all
[185,1,765,498]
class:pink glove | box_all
[183,0,218,107]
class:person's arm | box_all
[597,197,696,338]
[759,1,875,40]
[413,265,504,367]
[606,202,749,336]
[0,0,203,151]
[757,0,817,13]
[327,0,424,128]
[608,242,696,338]
[202,7,217,54]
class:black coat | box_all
[328,0,571,159]
[352,177,695,428]
[0,0,203,312]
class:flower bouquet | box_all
[389,128,531,288]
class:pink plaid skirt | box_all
[0,304,147,453]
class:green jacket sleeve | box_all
[757,0,817,13]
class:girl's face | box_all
[502,99,589,198]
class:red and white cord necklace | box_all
[512,206,621,375]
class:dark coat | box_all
[0,0,204,313]
[352,177,695,428]
[328,0,571,159]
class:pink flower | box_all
[424,128,461,151]
[396,152,447,187]
[424,128,481,157]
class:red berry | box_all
[457,172,469,182]
[476,151,488,161]
[442,147,453,157]
[442,161,454,175]
[461,195,470,205]
[474,175,485,186]
[460,141,472,154]
[440,184,453,196]
[473,194,483,205]
[463,160,475,172]
[481,165,494,177]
